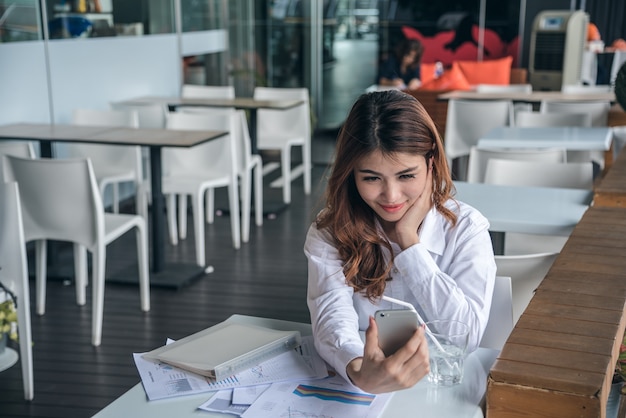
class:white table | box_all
[94,314,498,418]
[477,126,613,153]
[453,181,592,254]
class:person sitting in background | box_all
[377,39,424,90]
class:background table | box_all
[119,96,304,155]
[453,181,592,254]
[439,90,616,104]
[94,314,498,418]
[0,123,228,288]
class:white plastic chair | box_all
[466,146,566,183]
[163,110,241,267]
[173,107,263,243]
[561,85,612,94]
[479,275,514,350]
[484,159,594,189]
[109,101,169,217]
[484,158,593,254]
[3,155,150,347]
[0,141,36,174]
[540,100,610,127]
[514,111,592,128]
[66,108,146,217]
[610,51,626,88]
[0,181,34,400]
[253,87,311,204]
[495,253,558,324]
[181,84,235,99]
[444,99,512,180]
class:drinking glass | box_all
[425,319,470,386]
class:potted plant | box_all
[0,295,18,353]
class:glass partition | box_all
[0,0,42,42]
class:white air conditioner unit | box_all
[529,10,588,91]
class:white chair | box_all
[3,155,150,347]
[494,253,558,324]
[479,275,514,350]
[181,84,235,99]
[163,110,241,267]
[109,101,169,217]
[0,141,36,174]
[0,181,34,400]
[515,111,592,128]
[66,108,146,217]
[484,158,593,254]
[253,87,311,204]
[484,159,594,189]
[174,107,263,243]
[610,50,626,88]
[466,146,566,183]
[444,99,512,180]
[561,85,612,94]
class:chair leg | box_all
[166,193,178,245]
[253,158,263,227]
[303,141,311,195]
[178,194,187,240]
[112,183,119,213]
[192,192,206,267]
[228,181,241,250]
[73,243,87,306]
[91,244,106,347]
[281,146,291,204]
[206,188,215,224]
[135,221,150,312]
[17,297,34,400]
[240,171,251,243]
[35,240,47,316]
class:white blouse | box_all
[304,198,496,383]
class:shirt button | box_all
[393,268,399,274]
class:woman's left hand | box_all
[394,160,433,250]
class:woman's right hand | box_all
[346,316,430,394]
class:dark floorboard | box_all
[0,132,337,418]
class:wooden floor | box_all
[0,131,337,418]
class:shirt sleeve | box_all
[392,210,496,352]
[304,223,365,383]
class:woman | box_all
[305,90,496,394]
[377,38,424,90]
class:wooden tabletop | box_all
[438,90,616,103]
[594,145,626,208]
[0,123,227,148]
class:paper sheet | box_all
[134,336,328,400]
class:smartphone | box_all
[374,309,419,357]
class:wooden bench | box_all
[486,206,626,416]
[595,146,626,208]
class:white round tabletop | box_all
[0,347,18,372]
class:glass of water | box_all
[425,319,470,386]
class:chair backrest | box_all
[466,146,566,183]
[68,108,142,181]
[164,110,237,178]
[475,84,533,93]
[540,100,610,127]
[110,101,167,129]
[444,99,512,161]
[495,253,558,324]
[610,50,626,87]
[0,181,33,400]
[561,85,612,94]
[484,158,594,189]
[0,141,36,175]
[480,275,514,350]
[2,155,103,249]
[515,110,592,127]
[253,87,311,146]
[181,84,235,99]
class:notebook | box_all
[143,321,302,381]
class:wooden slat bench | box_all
[486,205,626,417]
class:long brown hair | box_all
[316,90,456,300]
